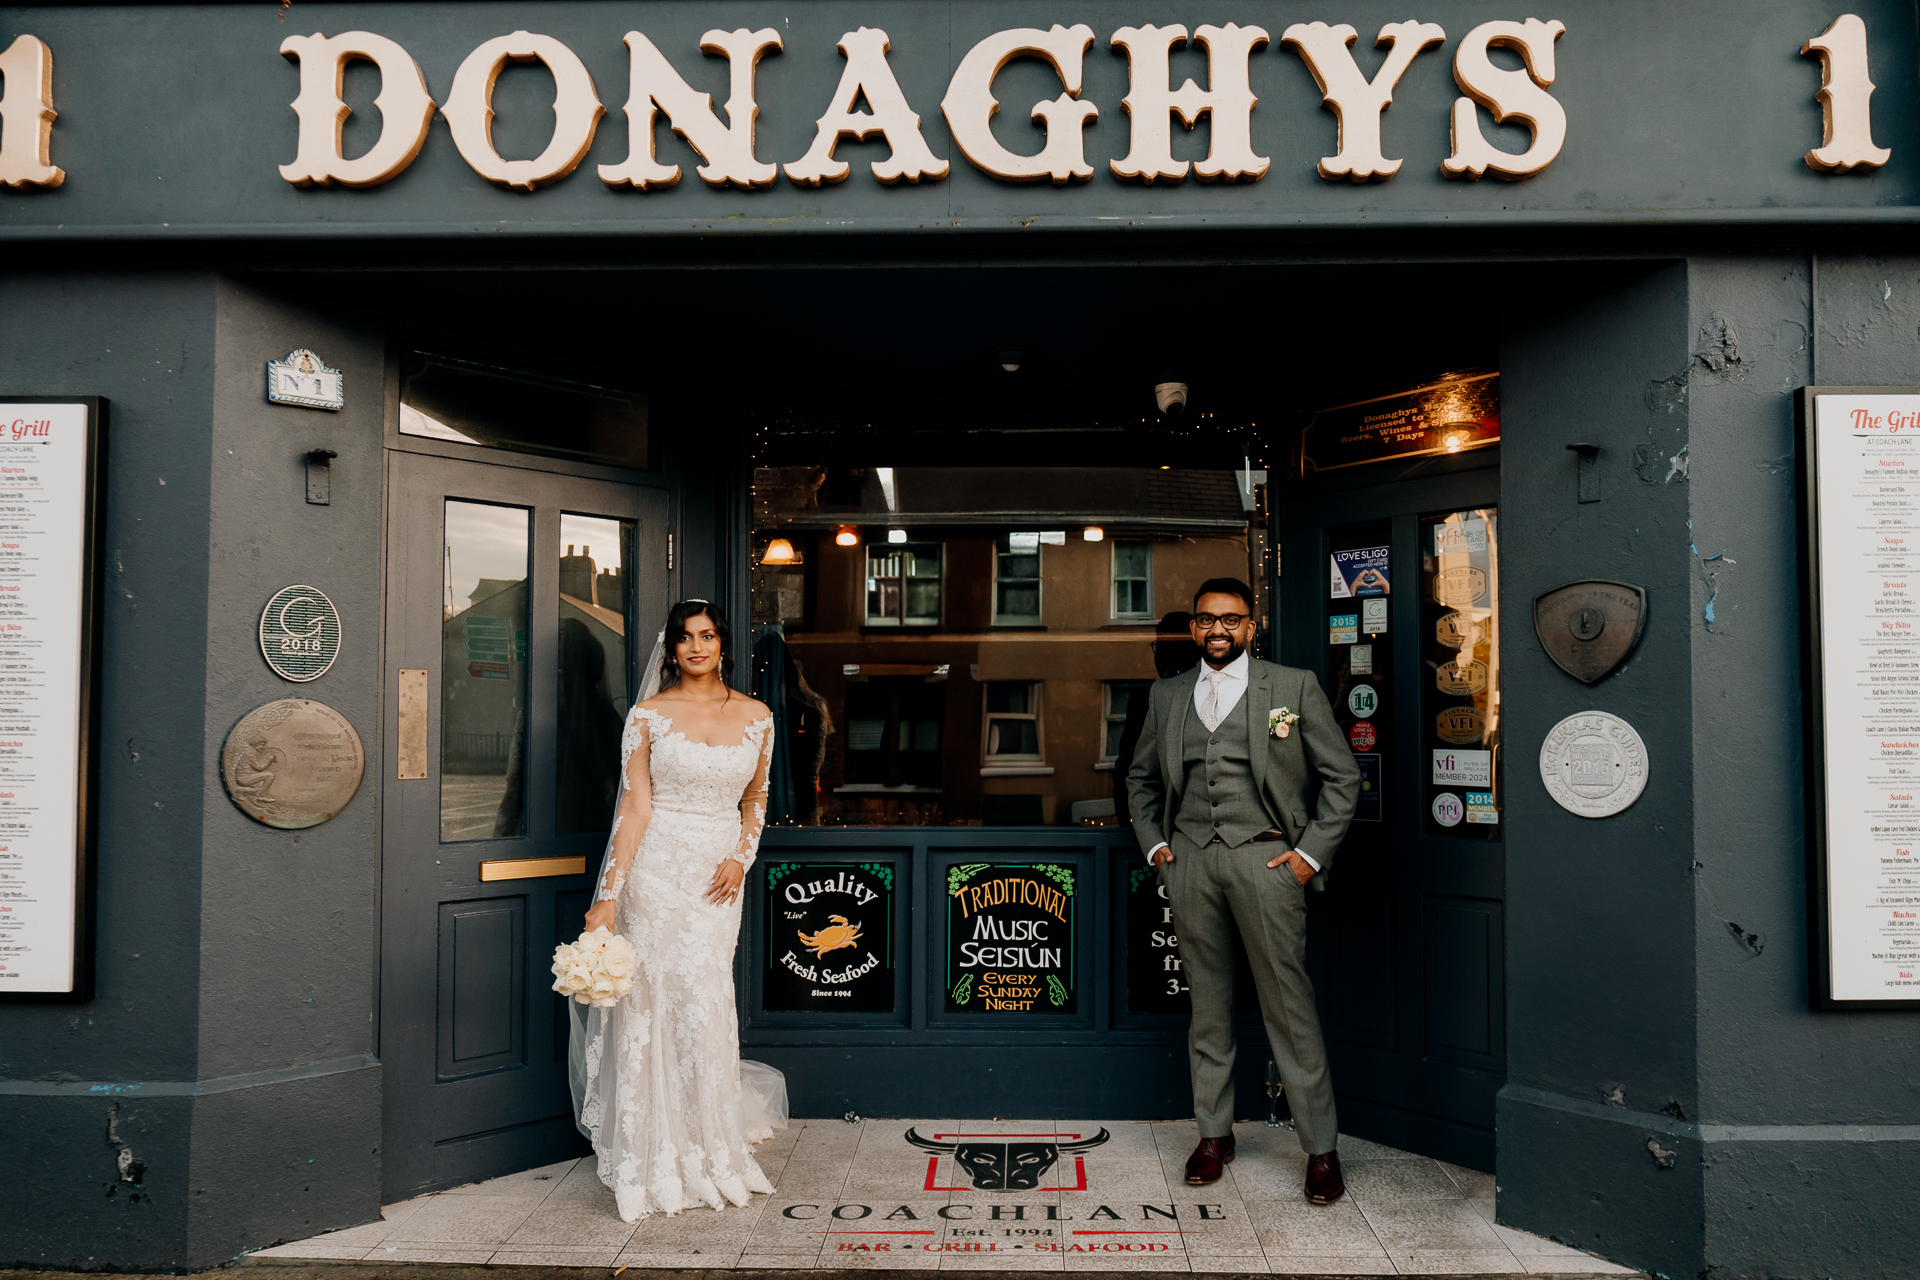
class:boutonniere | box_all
[1269,707,1301,739]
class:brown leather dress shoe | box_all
[1305,1150,1345,1204]
[1185,1135,1236,1185]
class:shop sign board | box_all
[1302,374,1500,474]
[0,399,103,1000]
[764,861,895,1013]
[1797,386,1920,1007]
[945,862,1075,1014]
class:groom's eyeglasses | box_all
[1193,613,1247,630]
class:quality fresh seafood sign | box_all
[765,862,895,1014]
[945,862,1077,1016]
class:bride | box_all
[569,599,786,1222]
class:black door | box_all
[1275,454,1505,1170]
[380,449,668,1199]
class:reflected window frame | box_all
[992,535,1044,626]
[864,540,945,627]
[982,680,1046,769]
[1099,680,1148,768]
[1111,539,1155,621]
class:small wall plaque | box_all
[266,348,344,410]
[1534,580,1646,683]
[1538,711,1648,818]
[260,584,341,682]
[221,698,365,829]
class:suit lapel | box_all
[1247,659,1274,799]
[1166,667,1196,791]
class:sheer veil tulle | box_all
[565,627,789,1155]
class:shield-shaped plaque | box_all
[1533,580,1647,684]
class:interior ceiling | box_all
[250,258,1619,470]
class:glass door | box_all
[381,450,668,1200]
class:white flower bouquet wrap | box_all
[551,926,638,1007]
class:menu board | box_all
[763,861,894,1012]
[944,862,1076,1014]
[1803,391,1920,1006]
[0,400,102,999]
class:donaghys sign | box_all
[945,862,1076,1014]
[0,15,1896,192]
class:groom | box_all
[1126,578,1361,1204]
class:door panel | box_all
[1277,458,1504,1170]
[382,450,668,1200]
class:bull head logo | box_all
[904,1127,1110,1190]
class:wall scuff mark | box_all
[1646,1138,1677,1170]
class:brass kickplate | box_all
[479,856,588,882]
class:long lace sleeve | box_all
[596,711,656,903]
[730,720,774,871]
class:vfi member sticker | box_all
[1435,707,1485,744]
[1435,566,1488,606]
[1349,720,1378,751]
[1329,613,1358,645]
[1348,684,1379,719]
[1432,792,1465,827]
[1435,611,1475,648]
[1435,658,1489,696]
[259,584,341,682]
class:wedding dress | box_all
[567,703,785,1222]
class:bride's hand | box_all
[707,858,745,906]
[583,900,616,935]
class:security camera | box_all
[1155,382,1190,417]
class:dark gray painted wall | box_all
[0,274,386,1270]
[0,0,1915,241]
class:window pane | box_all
[441,501,529,842]
[1000,551,1040,578]
[400,352,649,469]
[556,514,634,837]
[998,583,1040,617]
[1115,542,1150,577]
[988,683,1031,714]
[989,718,1040,757]
[1104,720,1127,759]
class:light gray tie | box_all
[1199,668,1226,733]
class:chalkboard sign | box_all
[944,862,1076,1014]
[763,862,894,1013]
[1126,862,1187,1014]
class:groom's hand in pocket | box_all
[1268,850,1315,886]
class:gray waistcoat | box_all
[1172,687,1271,848]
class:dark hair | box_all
[1192,577,1256,614]
[659,599,735,697]
[1152,611,1200,678]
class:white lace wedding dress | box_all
[568,705,783,1222]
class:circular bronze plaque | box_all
[222,698,365,829]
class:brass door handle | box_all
[480,856,589,882]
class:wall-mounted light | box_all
[1083,526,1105,542]
[835,526,859,547]
[760,537,800,565]
[999,350,1024,372]
[887,529,908,544]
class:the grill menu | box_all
[0,403,92,995]
[1815,394,1920,1002]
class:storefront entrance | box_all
[1277,446,1504,1169]
[379,383,668,1198]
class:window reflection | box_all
[441,500,529,842]
[750,466,1256,828]
[556,515,635,836]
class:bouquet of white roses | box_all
[551,927,638,1007]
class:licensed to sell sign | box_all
[945,862,1076,1014]
[764,862,893,1013]
[1797,389,1920,1005]
[0,400,101,997]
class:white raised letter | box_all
[599,28,783,191]
[941,25,1099,184]
[786,27,947,186]
[278,31,436,189]
[1109,23,1269,185]
[443,31,605,191]
[1441,18,1566,181]
[1801,14,1890,174]
[0,35,63,189]
[1282,21,1446,183]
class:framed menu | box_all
[0,399,105,1001]
[1799,387,1920,1008]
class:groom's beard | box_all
[1203,636,1247,668]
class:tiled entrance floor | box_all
[251,1120,1639,1276]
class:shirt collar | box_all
[1201,650,1250,683]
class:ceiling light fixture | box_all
[760,537,800,565]
[1083,527,1105,542]
[999,350,1024,372]
[888,529,908,544]
[835,526,859,547]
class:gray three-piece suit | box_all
[1125,657,1361,1155]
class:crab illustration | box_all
[797,915,862,958]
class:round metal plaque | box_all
[259,585,341,682]
[1538,711,1648,819]
[222,698,365,829]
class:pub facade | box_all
[1,2,1917,1277]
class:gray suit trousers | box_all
[1162,830,1338,1155]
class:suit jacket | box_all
[1124,656,1361,888]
